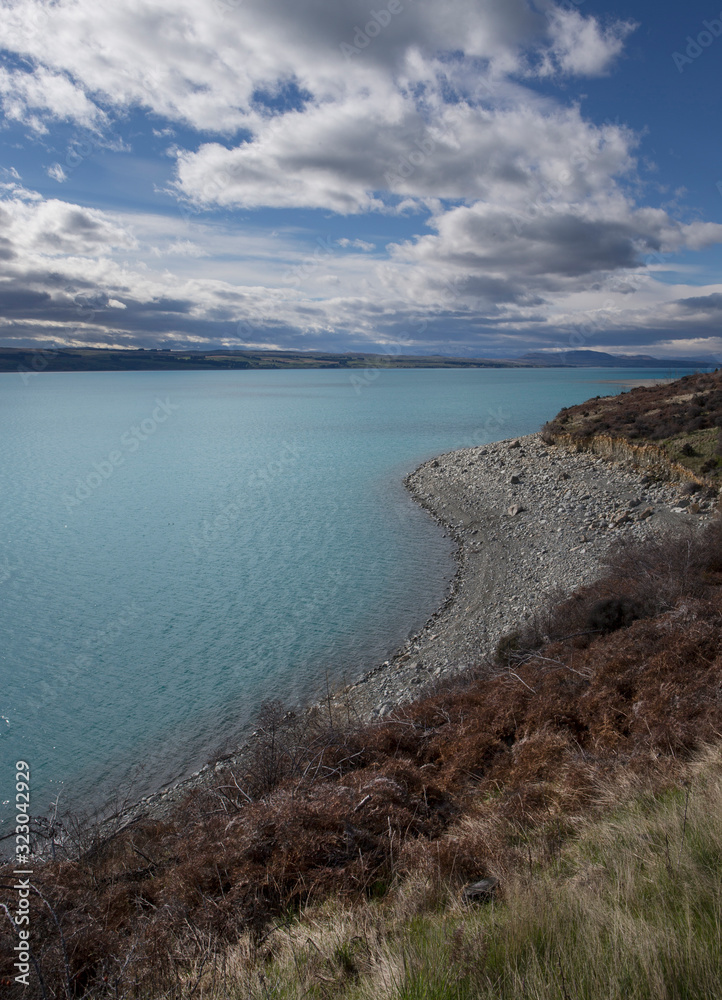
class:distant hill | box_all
[0,345,715,374]
[0,346,538,374]
[517,349,713,368]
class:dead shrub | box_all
[585,596,646,633]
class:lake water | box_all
[0,366,691,823]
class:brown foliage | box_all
[4,522,722,997]
[541,368,722,448]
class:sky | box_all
[0,0,721,359]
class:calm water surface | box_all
[0,367,686,821]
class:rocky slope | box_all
[343,431,716,717]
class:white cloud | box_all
[0,186,721,359]
[387,198,722,309]
[0,191,136,256]
[1,1,721,358]
[337,239,375,251]
[0,0,632,134]
[0,65,105,132]
[46,163,67,183]
[174,99,638,215]
[159,239,210,258]
[541,9,636,77]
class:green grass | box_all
[661,428,722,479]
[208,747,722,1000]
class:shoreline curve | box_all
[110,431,712,822]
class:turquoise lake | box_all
[0,366,693,823]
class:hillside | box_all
[542,367,722,484]
[1,347,528,374]
[518,349,708,368]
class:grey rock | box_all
[462,876,500,903]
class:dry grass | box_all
[67,744,717,1000]
[3,521,722,998]
[210,745,722,1000]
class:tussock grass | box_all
[217,747,722,1000]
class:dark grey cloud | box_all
[678,293,722,312]
[0,237,15,261]
[0,287,52,312]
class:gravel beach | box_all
[126,431,716,818]
[341,431,716,718]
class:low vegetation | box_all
[228,754,722,1000]
[3,515,722,998]
[541,368,722,480]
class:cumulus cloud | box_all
[0,1,721,357]
[677,293,722,313]
[0,65,105,133]
[0,0,630,132]
[387,199,722,310]
[541,8,636,77]
[0,177,720,359]
[174,99,638,215]
[0,192,136,257]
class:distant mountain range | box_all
[516,350,717,369]
[0,346,716,373]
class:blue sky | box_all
[0,0,721,358]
